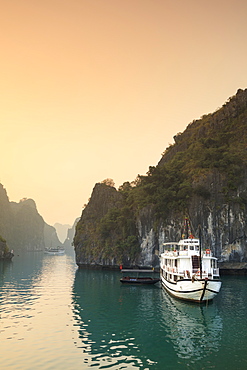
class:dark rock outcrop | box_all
[0,235,13,260]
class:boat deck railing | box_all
[162,249,213,257]
[162,265,220,278]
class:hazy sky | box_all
[1,0,247,226]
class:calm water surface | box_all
[0,252,247,369]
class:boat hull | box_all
[44,249,65,255]
[160,275,221,302]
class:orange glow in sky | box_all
[1,0,247,225]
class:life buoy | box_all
[196,270,200,276]
[206,249,210,255]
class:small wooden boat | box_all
[120,267,160,285]
[120,276,160,285]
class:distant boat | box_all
[44,247,65,255]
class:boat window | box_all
[190,246,194,250]
[211,260,216,268]
[195,246,199,251]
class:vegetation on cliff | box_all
[130,90,247,219]
[74,181,140,266]
[74,89,247,266]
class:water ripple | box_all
[1,256,247,369]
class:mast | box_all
[184,216,193,238]
[199,225,202,279]
[186,217,189,238]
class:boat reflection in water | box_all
[72,268,223,368]
[161,290,223,361]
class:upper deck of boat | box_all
[161,238,216,259]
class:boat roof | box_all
[163,238,200,246]
[121,269,155,273]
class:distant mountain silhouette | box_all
[0,185,60,252]
[54,223,71,243]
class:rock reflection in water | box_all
[72,268,158,369]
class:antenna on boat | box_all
[185,217,189,238]
[183,216,194,239]
[198,225,202,279]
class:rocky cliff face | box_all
[74,89,247,272]
[0,184,60,252]
[136,172,247,270]
[74,183,125,267]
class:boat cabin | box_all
[161,238,220,282]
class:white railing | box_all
[170,268,217,278]
[163,249,212,257]
[161,265,220,278]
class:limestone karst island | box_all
[74,88,247,274]
[1,89,247,275]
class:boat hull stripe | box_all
[162,280,203,294]
[161,279,220,295]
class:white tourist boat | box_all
[160,237,222,303]
[44,246,65,255]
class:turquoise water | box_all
[0,252,247,369]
